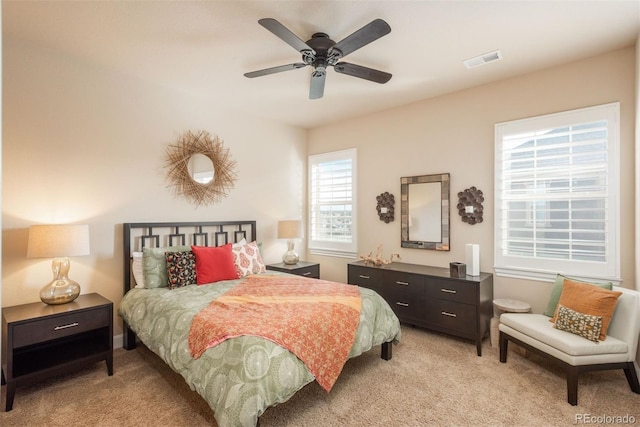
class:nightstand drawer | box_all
[266,262,320,279]
[13,308,110,348]
[294,264,320,279]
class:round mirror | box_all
[188,153,214,184]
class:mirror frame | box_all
[400,173,450,251]
[165,130,237,207]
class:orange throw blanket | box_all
[188,275,362,392]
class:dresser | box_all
[348,260,493,356]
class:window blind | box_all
[308,149,357,257]
[495,103,619,282]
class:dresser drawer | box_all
[425,299,476,334]
[348,265,384,294]
[383,271,425,322]
[12,307,110,348]
[426,278,476,304]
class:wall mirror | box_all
[400,173,450,250]
[188,153,214,184]
[165,130,237,207]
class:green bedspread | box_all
[118,271,401,427]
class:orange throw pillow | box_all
[551,279,622,341]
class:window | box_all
[494,103,620,283]
[308,149,357,257]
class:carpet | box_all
[1,325,638,426]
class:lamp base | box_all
[282,240,299,265]
[40,257,81,305]
[40,279,80,305]
[282,250,299,265]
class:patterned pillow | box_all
[554,304,603,343]
[232,241,266,277]
[165,251,197,289]
[142,245,191,288]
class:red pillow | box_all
[191,244,239,285]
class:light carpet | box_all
[1,325,638,426]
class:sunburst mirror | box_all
[164,130,237,207]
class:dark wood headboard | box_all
[121,220,256,349]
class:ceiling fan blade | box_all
[334,62,392,84]
[244,63,307,78]
[309,71,326,99]
[329,19,391,58]
[258,18,315,55]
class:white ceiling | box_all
[4,1,640,129]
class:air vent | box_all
[463,50,503,69]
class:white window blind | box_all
[494,103,620,282]
[308,149,357,257]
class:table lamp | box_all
[27,224,90,305]
[277,220,302,265]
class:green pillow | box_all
[142,245,191,288]
[543,274,613,317]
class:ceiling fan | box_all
[244,18,392,99]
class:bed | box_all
[118,221,401,427]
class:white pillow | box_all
[132,251,144,288]
[233,238,247,248]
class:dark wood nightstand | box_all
[1,293,113,411]
[266,261,320,279]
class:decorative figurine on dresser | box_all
[348,260,493,356]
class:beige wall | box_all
[307,47,637,314]
[1,38,308,335]
[2,37,636,340]
[636,35,640,293]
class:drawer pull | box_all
[441,311,457,318]
[54,322,79,331]
[302,272,311,276]
[396,302,409,307]
[358,275,370,279]
[440,288,457,294]
[396,281,409,286]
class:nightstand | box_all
[1,293,113,411]
[266,261,320,279]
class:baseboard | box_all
[114,334,123,349]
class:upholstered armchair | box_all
[498,285,640,405]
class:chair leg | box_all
[567,366,579,406]
[623,362,640,394]
[499,332,508,363]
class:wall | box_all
[1,38,308,336]
[308,47,637,314]
[636,34,640,294]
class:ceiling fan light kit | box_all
[245,18,392,99]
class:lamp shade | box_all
[277,220,302,239]
[27,224,90,258]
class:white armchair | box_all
[498,286,640,405]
